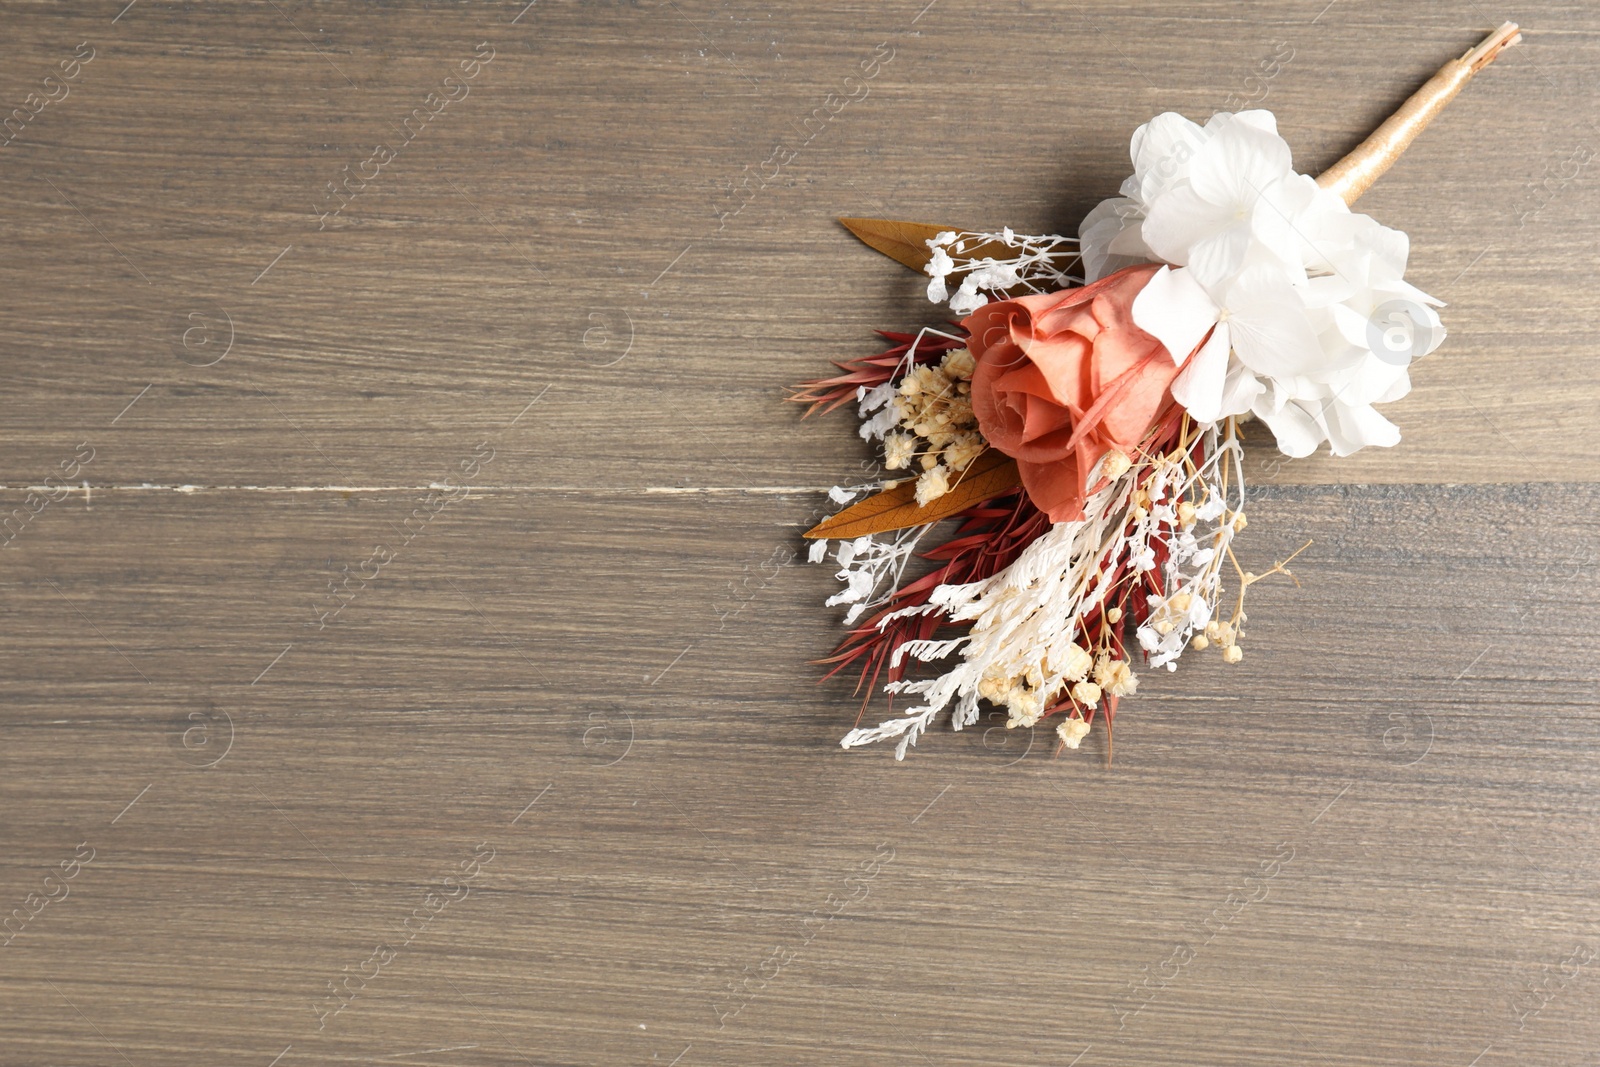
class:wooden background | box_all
[1,2,1597,1064]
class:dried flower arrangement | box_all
[795,24,1522,759]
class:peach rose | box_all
[963,264,1188,522]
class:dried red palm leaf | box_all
[788,328,966,416]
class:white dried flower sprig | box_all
[841,451,1141,759]
[1129,420,1310,672]
[818,523,936,627]
[923,228,1084,316]
[1126,421,1245,669]
[837,419,1284,760]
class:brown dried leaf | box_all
[837,218,1017,276]
[804,451,1022,540]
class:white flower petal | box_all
[1372,362,1412,405]
[1226,109,1280,136]
[1131,112,1207,202]
[1079,197,1158,282]
[1187,118,1293,210]
[1256,398,1323,458]
[1225,267,1325,378]
[1249,173,1330,272]
[1090,107,1443,459]
[1131,265,1221,364]
[1184,222,1255,292]
[1330,301,1373,349]
[1217,359,1266,417]
[1142,186,1237,266]
[1365,221,1410,276]
[1108,223,1155,258]
[1324,401,1400,455]
[1170,323,1233,423]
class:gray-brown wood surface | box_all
[2,2,1597,1064]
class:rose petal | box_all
[1018,456,1090,523]
[1024,334,1094,411]
[1095,351,1183,446]
[963,265,1182,522]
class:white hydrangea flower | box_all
[1079,109,1445,459]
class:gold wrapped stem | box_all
[1316,22,1522,206]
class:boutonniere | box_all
[794,24,1522,760]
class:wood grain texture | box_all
[1,2,1598,1065]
